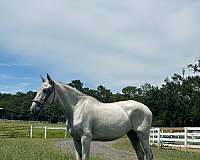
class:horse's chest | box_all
[67,122,84,139]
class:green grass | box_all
[0,120,30,138]
[0,138,104,160]
[0,120,71,138]
[32,128,71,138]
[112,137,200,160]
[0,121,102,160]
[2,120,200,160]
[0,139,72,160]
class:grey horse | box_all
[30,74,153,160]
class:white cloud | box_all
[0,74,32,81]
[0,82,31,93]
[0,0,200,91]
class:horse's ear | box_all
[47,73,54,85]
[40,74,46,82]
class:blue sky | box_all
[0,0,200,93]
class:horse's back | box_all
[115,100,152,117]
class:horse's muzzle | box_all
[30,102,41,113]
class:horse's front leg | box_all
[81,134,92,160]
[73,138,82,160]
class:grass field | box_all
[0,138,103,160]
[1,120,102,160]
[112,137,200,160]
[1,120,200,160]
[0,120,71,138]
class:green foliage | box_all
[69,80,83,91]
[122,86,138,97]
[97,85,113,103]
[188,60,200,73]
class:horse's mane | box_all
[57,81,85,96]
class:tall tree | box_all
[69,80,83,91]
[188,59,200,73]
[97,85,113,103]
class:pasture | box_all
[1,120,200,160]
[0,120,71,138]
[0,139,103,160]
[112,137,200,160]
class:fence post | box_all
[64,127,67,139]
[30,125,33,138]
[157,128,161,148]
[184,127,188,151]
[44,126,47,139]
[149,129,151,144]
[152,129,155,144]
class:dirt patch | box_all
[56,140,137,160]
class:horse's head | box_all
[30,73,55,113]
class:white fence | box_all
[30,125,68,139]
[30,126,200,149]
[150,127,200,149]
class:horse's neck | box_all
[56,82,82,105]
[55,82,83,125]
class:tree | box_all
[97,85,113,103]
[122,86,137,96]
[69,80,83,91]
[188,59,200,73]
[122,86,143,99]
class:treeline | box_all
[0,91,65,123]
[0,63,200,127]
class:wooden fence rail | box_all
[150,127,200,149]
[30,125,68,139]
[30,126,200,150]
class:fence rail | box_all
[150,127,200,149]
[30,126,200,149]
[0,122,30,138]
[30,125,68,139]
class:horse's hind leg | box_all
[137,129,153,160]
[127,130,144,160]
